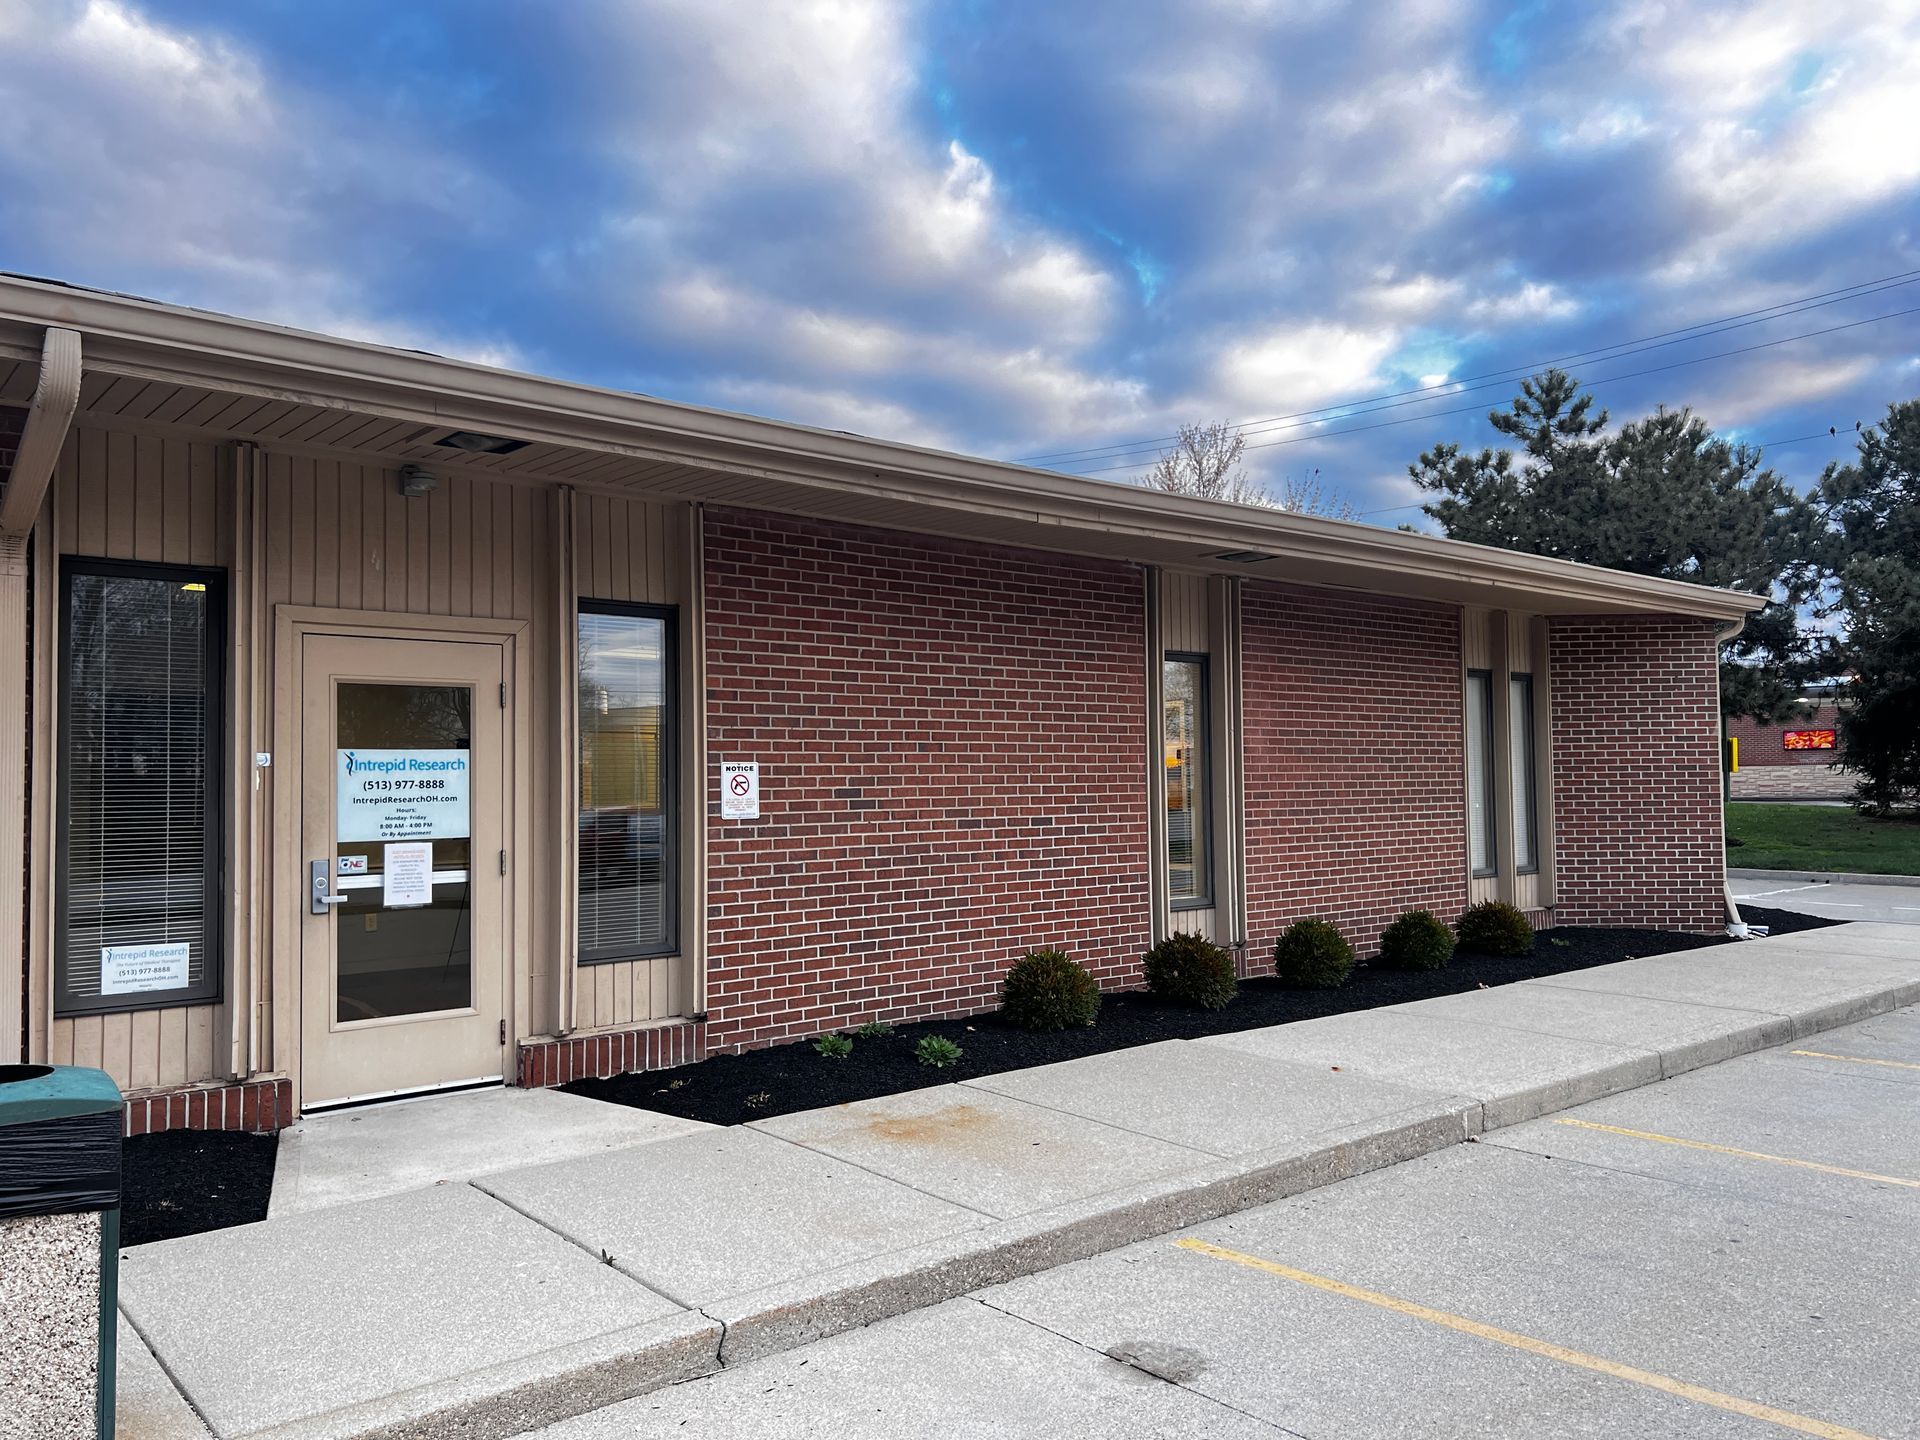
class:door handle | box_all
[310,859,350,916]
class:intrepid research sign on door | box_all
[336,748,471,841]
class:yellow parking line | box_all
[1175,1238,1880,1439]
[1790,1049,1920,1073]
[1551,1118,1920,1190]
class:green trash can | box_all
[0,1064,123,1440]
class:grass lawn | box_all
[1726,803,1920,875]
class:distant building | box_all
[1727,690,1849,800]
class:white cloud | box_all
[1213,323,1401,413]
[1464,282,1579,326]
[0,0,517,365]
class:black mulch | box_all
[568,906,1837,1128]
[120,1128,278,1247]
[116,905,1834,1244]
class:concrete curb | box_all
[182,933,1920,1440]
[1731,867,1920,888]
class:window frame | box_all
[1465,667,1499,880]
[1163,650,1213,911]
[1509,672,1540,876]
[55,556,228,1017]
[575,598,680,965]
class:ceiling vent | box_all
[435,429,530,456]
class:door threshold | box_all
[300,1074,505,1115]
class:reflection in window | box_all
[1510,673,1539,873]
[58,563,223,1013]
[1164,656,1211,906]
[1466,669,1497,876]
[578,604,676,960]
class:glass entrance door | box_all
[300,635,507,1107]
[334,682,474,1022]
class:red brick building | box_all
[0,276,1762,1132]
[1726,699,1849,800]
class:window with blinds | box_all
[56,560,225,1014]
[577,602,677,962]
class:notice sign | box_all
[383,841,434,908]
[337,748,470,841]
[101,941,190,996]
[1783,729,1837,751]
[721,760,761,820]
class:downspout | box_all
[1713,614,1757,938]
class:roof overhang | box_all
[0,275,1766,622]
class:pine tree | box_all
[1819,400,1920,812]
[1409,370,1822,722]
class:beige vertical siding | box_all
[1462,606,1554,913]
[1461,607,1500,906]
[48,424,229,1087]
[572,495,697,1030]
[255,451,564,1046]
[40,421,685,1093]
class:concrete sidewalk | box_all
[117,922,1920,1440]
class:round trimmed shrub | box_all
[1000,948,1102,1031]
[1457,900,1534,956]
[1272,919,1354,988]
[1378,910,1455,971]
[1142,932,1238,1010]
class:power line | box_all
[1356,422,1865,520]
[1059,270,1919,470]
[1019,266,1920,468]
[1066,302,1920,477]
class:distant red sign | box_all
[1783,729,1836,751]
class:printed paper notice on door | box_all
[721,760,760,819]
[101,941,190,996]
[383,842,434,908]
[337,748,470,841]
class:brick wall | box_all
[1726,702,1840,766]
[1240,583,1467,963]
[1550,615,1725,932]
[702,511,1150,1052]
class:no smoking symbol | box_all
[729,772,751,797]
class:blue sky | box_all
[2,0,1917,523]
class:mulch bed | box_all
[116,906,1833,1245]
[120,1128,278,1248]
[568,906,1837,1128]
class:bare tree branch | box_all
[1145,422,1270,505]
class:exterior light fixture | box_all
[398,464,438,498]
[1211,550,1276,564]
[434,429,529,456]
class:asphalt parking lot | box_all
[545,1004,1920,1439]
[1732,875,1920,927]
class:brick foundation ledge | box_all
[518,1018,707,1088]
[123,1077,293,1136]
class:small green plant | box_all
[854,1020,896,1039]
[813,1032,854,1059]
[915,1035,963,1068]
[1377,910,1455,972]
[1000,948,1102,1031]
[1457,900,1534,957]
[1273,919,1355,988]
[1142,932,1238,1009]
